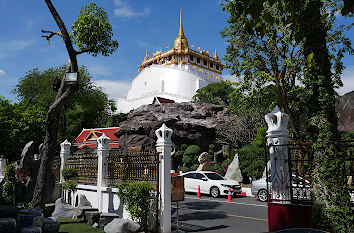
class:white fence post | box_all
[265,106,291,203]
[155,124,172,233]
[97,133,110,212]
[60,139,71,183]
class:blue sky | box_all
[0,0,353,103]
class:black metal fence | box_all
[265,141,354,204]
[106,150,157,186]
[67,153,98,184]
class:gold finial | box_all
[174,8,188,50]
[214,49,219,60]
[144,50,149,60]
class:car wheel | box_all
[258,189,268,202]
[210,186,220,198]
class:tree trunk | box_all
[300,1,353,231]
[32,0,79,208]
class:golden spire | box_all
[174,8,188,50]
[144,50,149,60]
[214,49,219,60]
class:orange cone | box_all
[197,185,202,199]
[227,187,232,202]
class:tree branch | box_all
[44,0,78,72]
[41,30,62,40]
[75,48,94,55]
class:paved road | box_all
[171,194,268,233]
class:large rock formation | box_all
[115,102,227,152]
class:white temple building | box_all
[116,11,224,113]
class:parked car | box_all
[181,171,242,198]
[251,175,311,202]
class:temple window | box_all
[216,65,219,70]
[210,63,214,68]
[204,60,207,66]
[197,57,200,64]
[189,55,193,61]
[169,55,172,61]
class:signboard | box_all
[171,175,184,202]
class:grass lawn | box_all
[59,218,104,233]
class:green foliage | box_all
[191,164,199,171]
[182,145,201,168]
[1,164,16,204]
[62,168,78,181]
[210,163,225,176]
[184,145,201,157]
[62,180,78,192]
[105,113,128,127]
[182,166,190,173]
[13,66,113,142]
[221,158,232,168]
[181,155,192,166]
[116,182,155,230]
[235,127,266,179]
[0,97,46,161]
[71,2,118,57]
[193,81,235,106]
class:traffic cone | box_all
[197,185,202,199]
[227,187,233,202]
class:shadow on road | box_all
[176,211,228,221]
[180,200,221,210]
[172,220,229,232]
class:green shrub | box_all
[222,158,232,167]
[182,166,190,173]
[236,127,266,179]
[1,164,16,204]
[191,164,199,171]
[184,145,201,157]
[62,180,78,191]
[62,168,78,181]
[116,182,155,231]
[181,155,192,165]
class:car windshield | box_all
[204,173,224,180]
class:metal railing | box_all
[67,153,98,184]
[105,151,157,186]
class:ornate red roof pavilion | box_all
[73,127,119,149]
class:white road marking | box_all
[184,196,267,207]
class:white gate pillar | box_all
[60,139,71,183]
[155,124,172,233]
[265,106,291,203]
[97,133,110,211]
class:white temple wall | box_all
[117,65,219,113]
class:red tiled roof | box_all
[157,97,175,103]
[73,127,119,149]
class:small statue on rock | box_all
[196,152,212,171]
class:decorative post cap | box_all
[265,106,289,138]
[156,123,173,145]
[60,139,71,153]
[97,133,111,150]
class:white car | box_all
[181,171,242,198]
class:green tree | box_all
[32,1,118,208]
[222,0,353,231]
[0,97,46,162]
[13,66,111,142]
[182,145,201,172]
[221,0,352,141]
[235,127,267,179]
[193,81,235,106]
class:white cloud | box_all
[0,69,5,77]
[338,66,354,96]
[94,79,131,100]
[114,0,150,19]
[87,65,113,76]
[0,40,35,58]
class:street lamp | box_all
[64,72,79,86]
